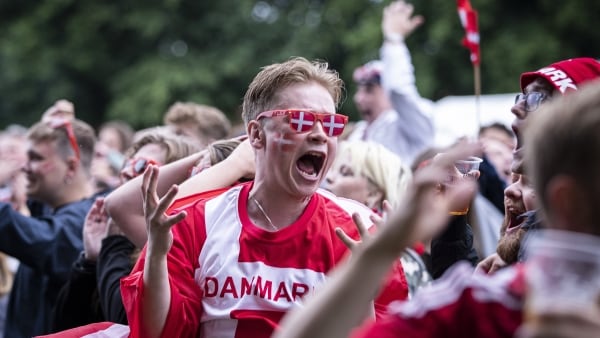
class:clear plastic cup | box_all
[524,229,600,323]
[454,156,483,175]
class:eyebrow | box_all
[527,79,554,94]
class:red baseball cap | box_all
[520,57,600,94]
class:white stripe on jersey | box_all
[389,262,522,318]
[316,188,375,229]
[82,323,130,338]
[196,186,331,337]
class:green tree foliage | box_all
[1,0,598,130]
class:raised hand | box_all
[475,252,507,274]
[368,142,480,258]
[336,200,392,251]
[41,99,75,123]
[141,165,187,257]
[83,197,110,261]
[382,0,425,40]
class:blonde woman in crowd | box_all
[324,140,431,297]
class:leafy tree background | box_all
[1,0,598,130]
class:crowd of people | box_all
[1,1,600,337]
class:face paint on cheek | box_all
[272,131,295,152]
[38,161,57,175]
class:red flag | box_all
[457,0,480,65]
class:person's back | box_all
[1,117,97,337]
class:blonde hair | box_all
[127,128,200,164]
[336,141,412,209]
[241,57,344,126]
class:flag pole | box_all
[473,62,481,132]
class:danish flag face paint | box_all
[272,131,296,153]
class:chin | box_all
[496,228,527,264]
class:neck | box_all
[248,183,311,231]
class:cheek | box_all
[334,178,369,199]
[271,131,297,153]
[523,189,537,211]
[32,161,57,175]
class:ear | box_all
[64,156,80,183]
[247,120,266,149]
[545,175,588,233]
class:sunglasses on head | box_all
[122,157,160,177]
[47,117,80,161]
[256,109,348,137]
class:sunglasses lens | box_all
[289,110,315,132]
[515,94,524,104]
[133,159,148,174]
[526,92,544,111]
[320,114,347,137]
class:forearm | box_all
[381,41,434,160]
[142,252,171,338]
[381,40,416,94]
[176,154,250,199]
[276,244,399,338]
[105,153,202,246]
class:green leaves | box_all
[1,0,598,129]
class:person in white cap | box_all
[347,0,434,164]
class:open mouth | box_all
[506,210,527,234]
[296,151,325,179]
[512,124,523,152]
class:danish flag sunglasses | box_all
[256,109,349,137]
[47,118,81,162]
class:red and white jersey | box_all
[122,182,408,338]
[352,262,525,338]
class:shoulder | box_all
[316,189,375,228]
[389,262,523,317]
[54,197,96,220]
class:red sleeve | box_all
[121,202,207,338]
[364,222,409,318]
[330,203,409,319]
[168,187,230,212]
[373,260,409,319]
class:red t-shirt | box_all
[122,182,408,338]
